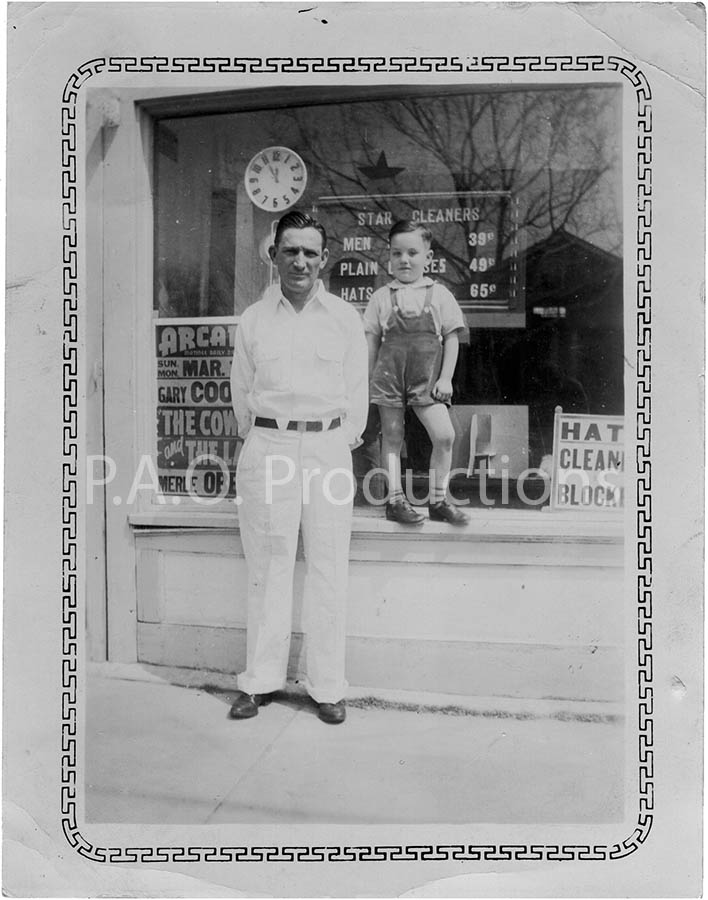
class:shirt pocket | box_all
[315,338,345,382]
[253,338,288,390]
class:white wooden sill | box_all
[128,506,625,545]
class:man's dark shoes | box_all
[429,499,470,526]
[229,690,273,719]
[385,497,425,525]
[318,700,346,724]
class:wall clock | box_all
[244,146,308,211]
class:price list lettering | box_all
[316,191,522,325]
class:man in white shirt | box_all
[229,211,368,724]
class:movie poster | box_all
[155,318,239,499]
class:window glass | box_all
[153,85,622,506]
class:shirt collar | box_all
[273,280,331,311]
[390,275,434,290]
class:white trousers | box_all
[235,425,354,704]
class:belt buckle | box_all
[296,420,307,433]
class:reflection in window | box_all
[153,85,623,504]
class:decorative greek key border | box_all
[61,55,652,862]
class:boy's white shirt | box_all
[363,275,465,336]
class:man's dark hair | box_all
[273,210,328,250]
[388,219,433,247]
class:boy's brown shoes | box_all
[429,499,470,526]
[318,700,346,724]
[385,497,425,525]
[229,691,274,719]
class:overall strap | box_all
[423,283,442,337]
[382,285,402,339]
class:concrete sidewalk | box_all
[86,662,624,825]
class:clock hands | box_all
[246,148,307,210]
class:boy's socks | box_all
[389,488,404,503]
[430,485,446,505]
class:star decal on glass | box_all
[357,151,405,180]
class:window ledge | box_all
[129,506,625,544]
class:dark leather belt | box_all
[254,416,341,432]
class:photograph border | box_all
[61,53,651,863]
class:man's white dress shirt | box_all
[230,281,368,446]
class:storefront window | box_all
[152,85,622,507]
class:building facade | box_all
[86,80,626,703]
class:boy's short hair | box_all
[273,209,328,250]
[388,219,433,247]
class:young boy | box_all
[364,220,469,526]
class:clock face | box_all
[244,147,308,212]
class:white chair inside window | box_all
[466,412,496,477]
